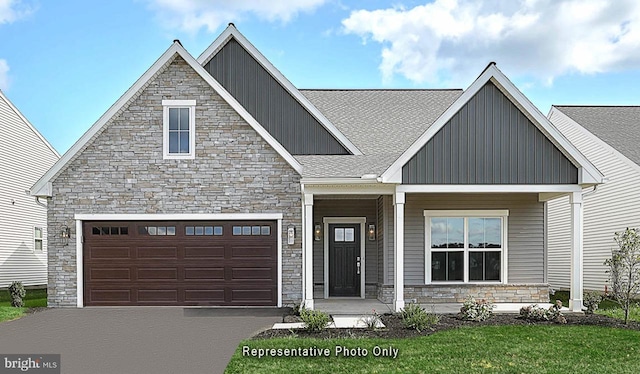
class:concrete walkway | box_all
[0,308,283,374]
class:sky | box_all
[2,0,640,154]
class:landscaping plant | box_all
[459,296,495,321]
[519,300,566,324]
[359,309,382,330]
[400,303,439,332]
[604,227,640,324]
[583,291,603,315]
[8,281,26,308]
[299,309,331,331]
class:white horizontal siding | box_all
[0,93,59,287]
[547,109,640,291]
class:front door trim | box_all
[323,217,366,299]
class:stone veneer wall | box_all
[47,55,302,307]
[377,284,550,304]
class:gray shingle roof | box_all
[555,106,640,166]
[298,89,462,178]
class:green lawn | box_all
[226,326,640,373]
[0,287,46,323]
[550,290,619,310]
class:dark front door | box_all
[329,224,361,297]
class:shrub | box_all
[519,300,566,324]
[400,303,439,332]
[583,291,603,315]
[299,309,331,331]
[604,227,640,324]
[359,309,382,330]
[459,296,495,321]
[8,281,26,308]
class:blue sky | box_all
[2,0,640,154]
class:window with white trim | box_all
[34,227,43,251]
[162,99,196,159]
[424,210,508,284]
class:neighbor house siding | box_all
[547,109,640,291]
[312,199,378,298]
[204,38,349,155]
[46,56,302,307]
[403,193,545,285]
[402,82,578,184]
[0,93,58,288]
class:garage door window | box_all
[92,226,129,235]
[232,225,271,236]
[138,226,176,236]
[185,226,223,236]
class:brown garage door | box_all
[83,220,277,306]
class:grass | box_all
[597,305,640,322]
[0,287,46,323]
[551,290,619,310]
[226,325,640,373]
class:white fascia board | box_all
[381,64,604,185]
[0,90,60,158]
[197,25,363,156]
[31,41,304,197]
[300,177,383,185]
[396,184,582,193]
[303,184,396,195]
[74,213,283,221]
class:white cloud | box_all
[342,0,640,86]
[0,59,9,90]
[147,0,328,33]
[0,0,35,24]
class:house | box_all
[547,106,640,293]
[30,24,603,312]
[0,90,60,288]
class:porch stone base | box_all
[377,284,550,304]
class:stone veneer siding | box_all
[47,55,302,307]
[377,284,549,304]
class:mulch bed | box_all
[254,313,640,340]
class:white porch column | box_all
[569,191,584,312]
[303,193,314,309]
[393,191,405,312]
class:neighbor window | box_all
[34,227,43,251]
[424,210,508,284]
[162,100,196,159]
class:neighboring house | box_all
[0,90,60,288]
[31,25,603,312]
[547,106,640,292]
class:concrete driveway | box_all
[0,308,283,374]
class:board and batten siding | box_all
[0,92,59,288]
[547,109,640,291]
[312,199,379,298]
[390,193,545,285]
[204,38,349,155]
[403,82,578,184]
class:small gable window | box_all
[162,99,196,159]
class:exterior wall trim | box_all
[380,64,604,185]
[196,24,362,156]
[322,217,367,299]
[397,185,582,193]
[74,213,284,308]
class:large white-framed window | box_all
[162,99,196,159]
[424,210,508,284]
[34,226,43,251]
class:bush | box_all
[519,300,566,324]
[359,309,382,330]
[459,296,495,321]
[583,291,603,315]
[8,281,26,308]
[400,303,439,332]
[299,309,331,331]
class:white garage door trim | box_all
[74,213,284,308]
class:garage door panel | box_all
[137,247,178,259]
[89,246,131,259]
[184,246,225,259]
[84,220,277,306]
[137,268,178,280]
[89,268,132,281]
[184,267,225,280]
[231,267,276,281]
